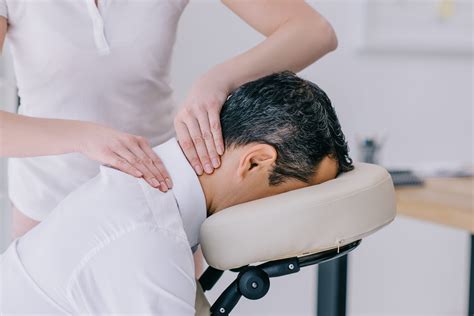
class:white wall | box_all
[171,1,472,315]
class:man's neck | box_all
[198,174,216,217]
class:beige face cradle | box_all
[195,163,397,316]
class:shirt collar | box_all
[152,138,207,250]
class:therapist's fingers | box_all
[137,137,173,189]
[196,112,220,169]
[113,142,163,191]
[174,120,203,175]
[208,109,225,156]
[105,150,143,179]
[111,144,169,192]
[184,117,213,174]
[125,138,169,192]
[109,147,143,178]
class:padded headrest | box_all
[200,163,396,270]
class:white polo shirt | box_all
[0,0,188,220]
[0,138,207,315]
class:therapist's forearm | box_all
[0,16,7,53]
[0,110,80,157]
[210,3,337,92]
[0,110,174,190]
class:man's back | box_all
[1,139,206,315]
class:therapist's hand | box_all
[174,72,228,175]
[76,122,172,192]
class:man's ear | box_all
[237,144,277,180]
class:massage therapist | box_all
[0,0,337,238]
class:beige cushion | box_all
[200,163,396,270]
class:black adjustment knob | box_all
[238,267,270,300]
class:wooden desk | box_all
[396,177,473,232]
[396,177,474,316]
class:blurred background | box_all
[1,1,473,315]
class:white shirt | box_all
[0,138,207,315]
[1,0,188,220]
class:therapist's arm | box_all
[0,111,172,191]
[175,0,337,175]
[0,16,6,52]
[219,0,337,86]
[66,228,196,315]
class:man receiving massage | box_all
[0,72,353,314]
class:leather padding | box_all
[200,163,396,270]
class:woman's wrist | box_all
[208,59,267,94]
[64,120,93,154]
[202,63,239,94]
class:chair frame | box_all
[199,240,362,315]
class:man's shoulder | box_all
[61,165,145,211]
[14,167,190,311]
[27,166,153,253]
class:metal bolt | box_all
[219,307,226,313]
[288,264,295,270]
[251,282,258,288]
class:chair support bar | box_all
[298,240,362,267]
[200,267,225,291]
[199,240,362,316]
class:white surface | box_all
[349,216,469,316]
[362,0,473,54]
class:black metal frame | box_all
[199,240,362,316]
[317,253,348,316]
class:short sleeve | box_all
[66,226,196,315]
[0,0,7,19]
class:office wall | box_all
[171,1,472,315]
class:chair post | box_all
[317,255,348,316]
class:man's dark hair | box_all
[220,71,353,185]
